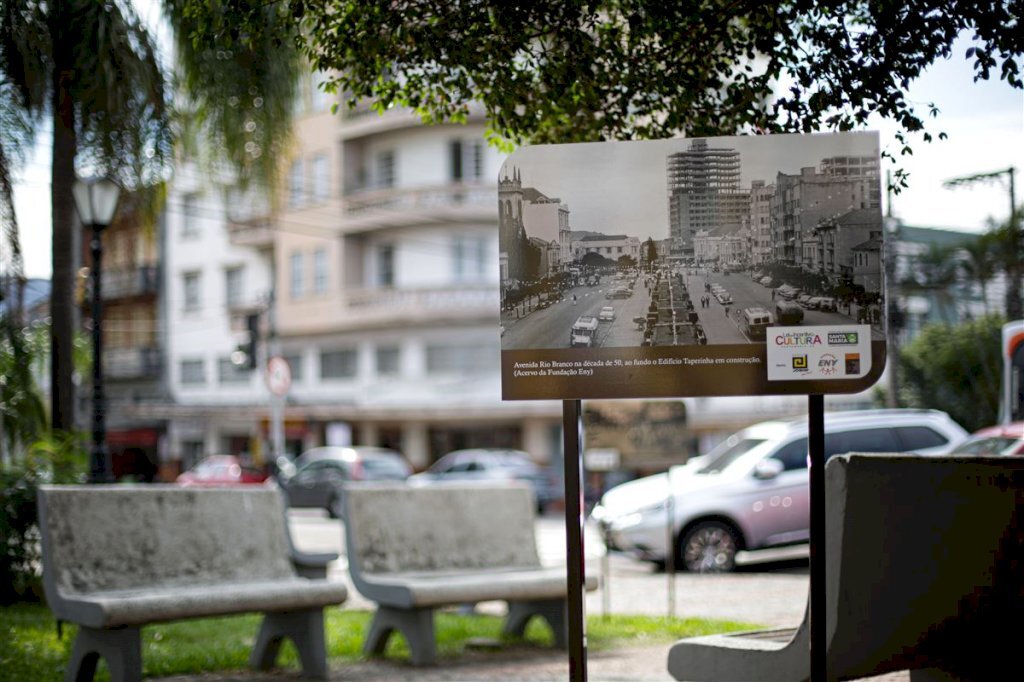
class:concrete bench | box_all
[667,454,1024,681]
[37,485,349,681]
[341,482,598,664]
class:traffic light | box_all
[232,313,260,370]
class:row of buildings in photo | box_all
[498,138,883,299]
[19,78,1000,482]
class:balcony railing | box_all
[345,284,499,316]
[103,265,158,299]
[226,217,274,247]
[343,184,495,226]
[104,346,163,380]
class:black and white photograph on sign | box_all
[499,132,887,401]
[499,132,885,351]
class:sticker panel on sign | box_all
[766,325,872,382]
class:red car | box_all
[176,455,270,486]
[950,422,1024,456]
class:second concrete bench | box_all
[341,482,598,664]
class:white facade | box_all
[162,163,275,466]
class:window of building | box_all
[425,343,494,375]
[183,271,201,311]
[288,158,304,208]
[181,193,200,238]
[453,235,488,282]
[180,359,205,385]
[218,357,251,384]
[377,244,395,287]
[375,150,395,188]
[375,346,401,377]
[289,251,304,298]
[225,266,244,308]
[450,140,463,181]
[320,348,358,379]
[311,71,332,111]
[312,153,329,202]
[282,353,303,382]
[313,248,328,294]
[449,139,484,182]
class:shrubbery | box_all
[0,432,87,604]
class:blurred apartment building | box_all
[121,87,981,479]
[147,80,564,475]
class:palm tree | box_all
[958,235,996,315]
[985,210,1024,321]
[0,1,300,432]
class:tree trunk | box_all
[50,25,78,431]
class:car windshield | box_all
[696,437,768,474]
[362,456,409,478]
[952,436,1020,456]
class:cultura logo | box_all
[828,331,859,345]
[775,332,823,347]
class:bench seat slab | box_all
[362,568,598,609]
[62,579,348,629]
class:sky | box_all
[10,31,1024,279]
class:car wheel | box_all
[679,521,740,573]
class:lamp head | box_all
[73,177,121,227]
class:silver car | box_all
[591,409,968,573]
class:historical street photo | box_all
[498,132,887,400]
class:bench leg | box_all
[250,609,328,679]
[503,599,568,649]
[364,606,436,665]
[65,626,142,682]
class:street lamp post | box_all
[73,177,121,484]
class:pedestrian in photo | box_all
[771,288,776,301]
[724,305,731,318]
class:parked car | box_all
[759,276,774,287]
[408,448,558,512]
[281,446,412,517]
[591,409,968,573]
[950,422,1024,456]
[176,455,270,487]
[796,294,815,308]
[714,290,733,305]
[810,296,838,311]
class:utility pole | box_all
[945,166,1021,320]
[884,170,900,408]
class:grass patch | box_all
[0,603,759,680]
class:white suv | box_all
[591,409,968,573]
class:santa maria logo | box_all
[818,353,839,375]
[774,332,823,347]
[828,331,859,345]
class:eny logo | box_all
[818,353,839,375]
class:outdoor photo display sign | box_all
[499,132,886,400]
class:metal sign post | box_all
[808,394,826,680]
[562,399,588,682]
